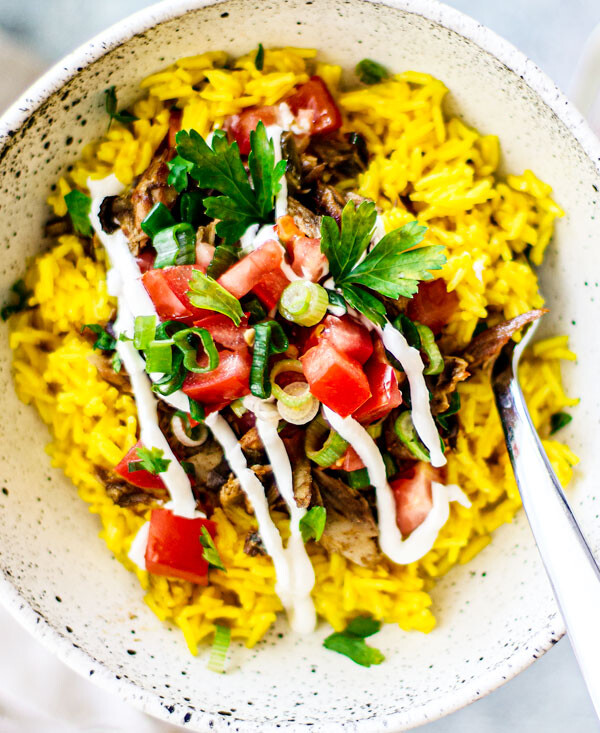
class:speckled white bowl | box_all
[1,1,599,730]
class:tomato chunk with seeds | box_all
[114,440,166,491]
[145,508,217,585]
[301,341,371,417]
[406,279,459,335]
[217,240,283,300]
[252,268,290,309]
[182,348,252,405]
[193,312,249,350]
[142,265,210,323]
[353,340,402,424]
[306,315,373,365]
[225,105,279,156]
[390,463,438,536]
[286,76,342,136]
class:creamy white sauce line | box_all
[322,406,468,563]
[243,396,316,633]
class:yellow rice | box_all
[9,48,578,654]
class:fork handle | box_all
[494,369,600,717]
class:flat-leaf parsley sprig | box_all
[321,200,446,325]
[168,121,286,244]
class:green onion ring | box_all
[270,359,312,408]
[305,415,348,467]
[173,327,219,374]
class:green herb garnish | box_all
[299,506,327,542]
[104,86,139,130]
[200,526,226,571]
[250,320,289,398]
[81,323,116,351]
[189,397,205,423]
[128,446,170,475]
[255,43,265,70]
[64,190,93,237]
[323,616,385,667]
[153,222,196,268]
[321,201,446,325]
[207,624,231,674]
[550,411,573,434]
[187,270,244,325]
[111,352,122,374]
[1,279,31,321]
[133,315,156,350]
[355,59,389,85]
[169,122,286,243]
[206,244,240,279]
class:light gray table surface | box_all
[0,1,599,731]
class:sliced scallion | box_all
[151,350,185,396]
[153,222,196,268]
[173,327,219,373]
[416,323,444,375]
[179,190,205,228]
[240,294,267,324]
[250,321,289,399]
[382,451,397,479]
[133,315,156,350]
[365,420,383,440]
[394,313,421,350]
[346,468,371,489]
[207,624,231,674]
[207,244,240,279]
[393,411,431,462]
[305,415,348,467]
[140,202,175,238]
[279,281,329,327]
[270,359,311,408]
[189,397,205,422]
[144,340,173,374]
[229,398,247,418]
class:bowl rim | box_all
[0,0,596,729]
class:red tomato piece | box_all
[142,265,210,323]
[136,250,156,273]
[251,268,290,309]
[390,463,439,537]
[286,76,342,136]
[290,236,327,281]
[145,508,217,585]
[193,312,249,350]
[183,348,252,405]
[306,315,373,365]
[114,440,166,490]
[168,108,183,148]
[352,339,402,424]
[217,240,283,300]
[225,105,279,156]
[340,445,365,471]
[406,279,459,335]
[301,341,371,417]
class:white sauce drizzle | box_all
[322,406,469,564]
[128,521,150,570]
[243,396,316,633]
[88,175,196,517]
[205,411,315,631]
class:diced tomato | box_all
[225,105,279,156]
[136,250,156,273]
[195,241,215,270]
[406,279,459,335]
[390,463,439,537]
[114,440,166,491]
[183,348,252,405]
[251,268,290,309]
[218,240,283,299]
[353,339,402,424]
[301,340,371,417]
[193,312,249,350]
[145,508,217,585]
[276,215,301,247]
[306,315,373,365]
[142,265,209,323]
[286,76,342,136]
[340,445,365,471]
[275,216,326,282]
[168,108,183,148]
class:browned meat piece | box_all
[307,132,369,182]
[287,197,321,238]
[97,467,167,507]
[384,413,418,466]
[313,182,346,223]
[86,351,132,394]
[281,132,304,194]
[44,217,72,238]
[312,470,381,568]
[219,464,273,517]
[205,457,231,491]
[239,427,264,463]
[185,440,224,484]
[99,193,137,238]
[462,309,547,369]
[196,220,217,247]
[292,456,313,509]
[429,356,470,415]
[244,531,267,557]
[377,294,410,320]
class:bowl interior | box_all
[1,1,599,730]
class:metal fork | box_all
[492,319,600,717]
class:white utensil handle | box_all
[494,371,600,717]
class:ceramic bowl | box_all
[1,1,599,730]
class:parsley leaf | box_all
[255,43,265,70]
[321,200,377,282]
[128,446,171,475]
[323,616,384,667]
[104,86,138,130]
[167,155,194,193]
[171,123,286,244]
[299,506,327,542]
[1,279,31,321]
[65,190,93,237]
[345,221,445,298]
[81,323,117,351]
[111,352,122,374]
[356,59,389,85]
[550,411,572,434]
[200,526,226,571]
[340,284,386,327]
[187,270,244,326]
